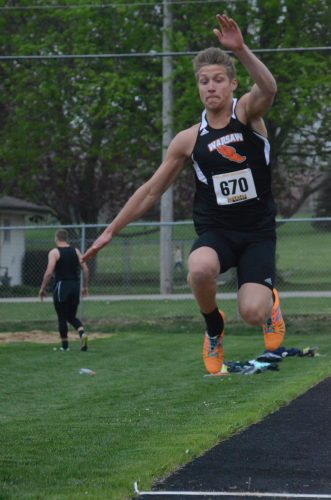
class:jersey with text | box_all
[191,99,276,234]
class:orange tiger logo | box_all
[217,144,246,163]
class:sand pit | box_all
[0,331,114,344]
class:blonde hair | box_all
[193,47,236,81]
[55,229,69,242]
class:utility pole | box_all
[160,0,174,294]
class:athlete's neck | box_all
[205,105,232,130]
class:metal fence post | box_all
[79,223,86,321]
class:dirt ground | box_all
[0,331,114,344]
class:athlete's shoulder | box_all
[176,123,200,140]
[49,247,60,257]
[170,123,200,157]
[48,247,60,266]
[235,93,269,137]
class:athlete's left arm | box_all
[234,43,277,118]
[214,14,277,122]
[76,249,89,296]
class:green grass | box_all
[1,316,330,499]
[0,296,330,332]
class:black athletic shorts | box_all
[53,280,80,304]
[190,228,276,290]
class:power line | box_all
[0,47,330,61]
[0,0,226,11]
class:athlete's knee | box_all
[238,284,272,326]
[69,318,82,330]
[188,247,220,281]
[188,248,219,287]
[239,302,268,326]
[188,269,215,288]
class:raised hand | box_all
[213,14,244,52]
[82,232,112,262]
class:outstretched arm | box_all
[214,14,277,120]
[82,128,196,262]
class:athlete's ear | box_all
[231,79,238,91]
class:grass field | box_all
[1,309,330,499]
[0,296,330,331]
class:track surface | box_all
[137,377,331,499]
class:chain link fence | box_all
[0,218,330,326]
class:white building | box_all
[0,196,50,286]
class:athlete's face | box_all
[197,65,237,111]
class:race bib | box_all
[212,168,257,205]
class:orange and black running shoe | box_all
[202,310,226,374]
[262,288,286,351]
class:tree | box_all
[0,0,330,223]
[0,1,163,223]
[258,0,331,217]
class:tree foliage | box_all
[0,1,163,223]
[0,0,330,223]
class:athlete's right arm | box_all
[82,126,198,262]
[39,248,59,300]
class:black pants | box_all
[53,280,83,338]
